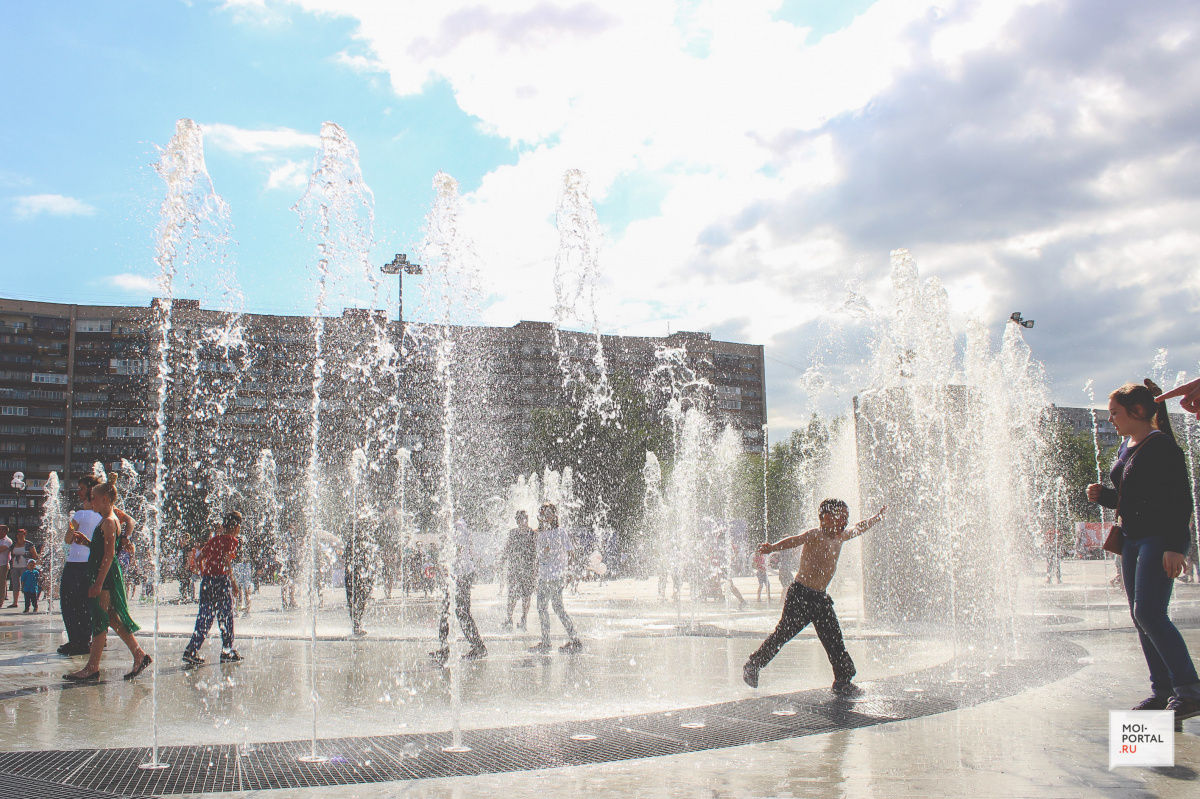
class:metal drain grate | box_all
[4,636,1086,796]
[0,770,154,799]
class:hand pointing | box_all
[1157,376,1200,417]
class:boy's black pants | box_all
[748,581,855,681]
[61,562,92,649]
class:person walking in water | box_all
[743,500,886,695]
[64,478,150,682]
[343,514,375,637]
[1089,380,1200,730]
[7,528,41,608]
[754,549,771,603]
[0,525,11,605]
[430,519,486,664]
[529,502,582,654]
[182,512,244,666]
[500,510,536,631]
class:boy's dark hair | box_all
[223,511,243,531]
[818,498,849,517]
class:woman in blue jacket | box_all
[1088,379,1199,730]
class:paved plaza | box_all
[1,562,1198,798]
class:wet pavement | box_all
[1,563,1198,797]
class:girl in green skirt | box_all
[65,478,151,682]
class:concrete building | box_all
[0,297,766,534]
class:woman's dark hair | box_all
[1111,380,1175,442]
[78,475,100,490]
[538,502,559,529]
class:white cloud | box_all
[333,50,383,73]
[229,0,1200,433]
[266,159,309,191]
[200,123,321,191]
[109,273,159,293]
[201,123,320,155]
[13,194,96,220]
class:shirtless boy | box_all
[743,499,886,695]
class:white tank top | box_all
[68,510,102,563]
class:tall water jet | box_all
[251,449,282,597]
[854,249,1052,635]
[642,452,666,587]
[38,472,63,614]
[416,171,487,753]
[552,169,616,426]
[142,118,233,771]
[292,121,376,763]
[714,425,744,618]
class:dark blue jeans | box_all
[1122,535,1200,699]
[186,576,234,654]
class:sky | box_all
[2,0,1199,436]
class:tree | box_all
[522,375,672,553]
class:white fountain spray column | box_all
[642,452,666,591]
[552,170,616,425]
[39,473,63,614]
[141,119,232,772]
[292,122,376,764]
[714,425,742,620]
[854,250,1053,635]
[417,171,486,754]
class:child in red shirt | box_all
[182,512,243,665]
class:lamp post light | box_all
[380,253,424,329]
[1009,311,1035,329]
[10,471,26,531]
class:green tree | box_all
[522,375,672,555]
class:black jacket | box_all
[1098,431,1194,554]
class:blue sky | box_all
[3,0,1200,433]
[3,2,520,314]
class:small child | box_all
[743,500,886,695]
[182,512,244,666]
[754,550,771,602]
[21,560,41,613]
[232,557,253,617]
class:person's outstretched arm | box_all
[842,505,887,541]
[759,529,814,554]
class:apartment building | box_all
[0,297,766,532]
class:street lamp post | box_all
[380,253,424,328]
[10,471,26,533]
[381,253,424,529]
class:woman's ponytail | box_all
[1143,378,1176,442]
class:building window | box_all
[109,358,150,375]
[32,372,68,385]
[1,406,29,416]
[106,426,150,439]
[28,426,65,436]
[76,319,113,333]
